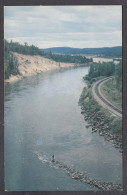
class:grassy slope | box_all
[100,78,122,110]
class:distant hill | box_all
[43,46,122,57]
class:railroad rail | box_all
[93,77,122,117]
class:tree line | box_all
[4,40,92,79]
[4,49,19,79]
[115,61,122,92]
[85,61,122,92]
[46,52,92,64]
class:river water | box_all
[4,67,122,191]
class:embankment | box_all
[79,85,122,153]
[5,52,88,83]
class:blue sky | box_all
[4,6,122,48]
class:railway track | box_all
[93,77,122,117]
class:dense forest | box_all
[4,40,45,56]
[45,52,92,64]
[4,51,19,79]
[115,61,122,92]
[4,40,92,79]
[85,61,122,92]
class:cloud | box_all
[4,6,122,48]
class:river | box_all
[4,67,122,191]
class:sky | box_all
[4,6,122,49]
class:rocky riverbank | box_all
[5,52,88,83]
[79,86,122,153]
[53,159,122,191]
[34,151,122,191]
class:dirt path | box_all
[92,77,122,118]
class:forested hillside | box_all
[43,46,122,57]
[4,40,92,79]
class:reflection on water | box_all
[5,67,122,191]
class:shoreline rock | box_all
[51,159,122,191]
[79,86,122,153]
[34,151,122,191]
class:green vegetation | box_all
[85,62,115,83]
[4,40,92,79]
[101,78,122,110]
[4,40,45,56]
[4,47,19,79]
[85,60,122,109]
[79,87,101,113]
[85,60,122,92]
[111,118,122,135]
[79,60,122,149]
[115,61,122,92]
[79,87,122,136]
[4,40,44,79]
[44,52,92,64]
[79,86,122,151]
